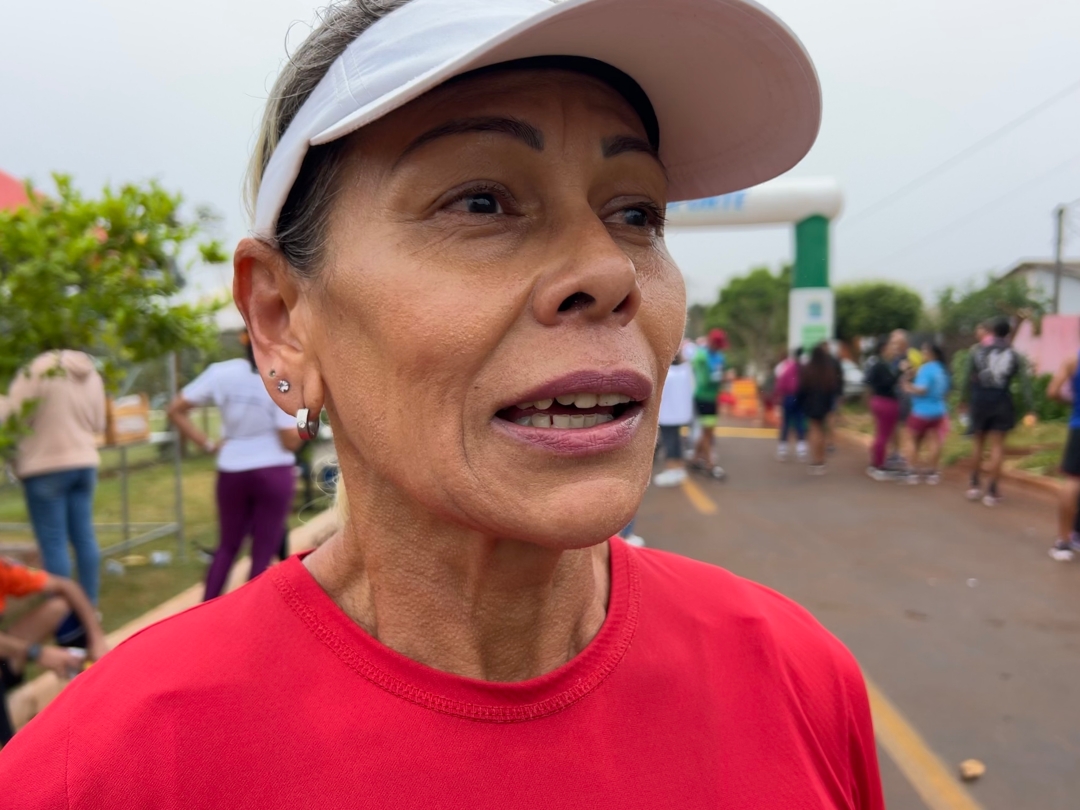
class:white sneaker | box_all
[623,534,646,548]
[796,441,808,462]
[776,444,789,461]
[1049,541,1075,562]
[652,468,687,487]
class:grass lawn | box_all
[1,448,329,634]
[839,405,1068,477]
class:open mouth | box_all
[496,392,643,430]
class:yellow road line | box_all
[713,427,777,439]
[680,476,718,514]
[864,674,986,810]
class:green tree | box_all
[705,265,790,372]
[933,275,1045,349]
[834,281,923,343]
[0,174,227,456]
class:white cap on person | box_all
[254,0,821,239]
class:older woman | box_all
[0,0,884,806]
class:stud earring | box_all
[296,407,320,441]
[276,379,291,393]
[268,370,276,378]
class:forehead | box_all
[360,68,650,146]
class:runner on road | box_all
[963,319,1027,507]
[775,348,807,462]
[654,351,694,487]
[1047,346,1080,561]
[690,328,727,479]
[902,343,950,485]
[798,345,840,475]
[864,335,905,481]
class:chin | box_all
[480,475,647,549]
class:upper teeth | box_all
[515,393,632,410]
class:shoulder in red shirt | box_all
[0,541,883,809]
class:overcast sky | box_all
[3,0,1080,307]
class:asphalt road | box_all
[634,429,1080,810]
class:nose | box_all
[531,218,642,328]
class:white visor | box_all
[253,0,821,239]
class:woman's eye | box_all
[612,204,663,231]
[451,193,503,215]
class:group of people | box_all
[0,335,302,745]
[771,322,1020,497]
[0,350,110,746]
[863,329,954,486]
[652,329,730,490]
[773,343,845,474]
[861,321,1026,502]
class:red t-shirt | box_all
[0,541,883,809]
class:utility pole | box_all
[1052,204,1066,314]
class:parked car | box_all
[841,359,864,399]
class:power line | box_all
[844,76,1080,225]
[865,151,1080,270]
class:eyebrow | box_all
[602,135,666,175]
[395,116,667,175]
[397,116,545,164]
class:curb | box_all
[6,509,338,731]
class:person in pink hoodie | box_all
[1,351,106,644]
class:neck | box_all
[304,467,611,683]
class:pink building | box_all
[1013,315,1080,375]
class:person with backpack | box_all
[774,348,807,462]
[962,319,1027,506]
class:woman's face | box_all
[265,70,684,546]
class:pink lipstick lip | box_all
[498,369,653,411]
[491,404,645,457]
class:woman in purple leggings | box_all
[863,335,905,481]
[168,335,303,600]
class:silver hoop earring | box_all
[277,379,291,393]
[296,407,320,441]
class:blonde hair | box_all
[245,0,410,275]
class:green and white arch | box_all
[667,178,843,351]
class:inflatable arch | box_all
[667,178,843,350]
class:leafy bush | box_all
[1030,373,1070,422]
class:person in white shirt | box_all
[167,334,303,600]
[653,352,695,487]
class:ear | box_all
[233,237,324,416]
